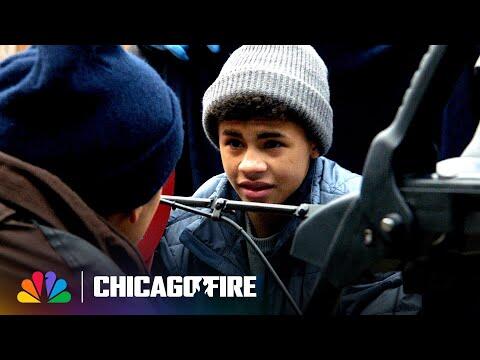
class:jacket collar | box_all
[0,150,148,275]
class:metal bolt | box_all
[380,217,396,233]
[215,199,226,210]
[380,213,403,235]
[363,228,373,246]
[297,204,309,218]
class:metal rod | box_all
[160,195,212,208]
[161,195,305,215]
[222,199,299,214]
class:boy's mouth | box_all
[237,181,275,201]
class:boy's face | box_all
[219,118,319,204]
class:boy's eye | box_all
[226,139,244,149]
[264,140,284,149]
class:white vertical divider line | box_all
[81,271,84,303]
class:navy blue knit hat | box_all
[0,45,184,214]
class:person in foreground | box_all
[0,45,183,314]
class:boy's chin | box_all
[239,194,285,204]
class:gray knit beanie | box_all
[202,45,333,155]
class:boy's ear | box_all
[310,143,321,159]
[128,206,143,224]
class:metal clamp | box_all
[294,204,310,218]
[211,198,228,220]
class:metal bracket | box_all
[293,204,310,218]
[211,198,227,220]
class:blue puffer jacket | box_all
[153,157,421,315]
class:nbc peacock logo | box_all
[17,271,72,304]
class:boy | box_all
[155,45,419,315]
[0,45,183,313]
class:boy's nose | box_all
[238,151,267,175]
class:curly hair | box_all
[205,94,313,143]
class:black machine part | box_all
[290,45,480,314]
